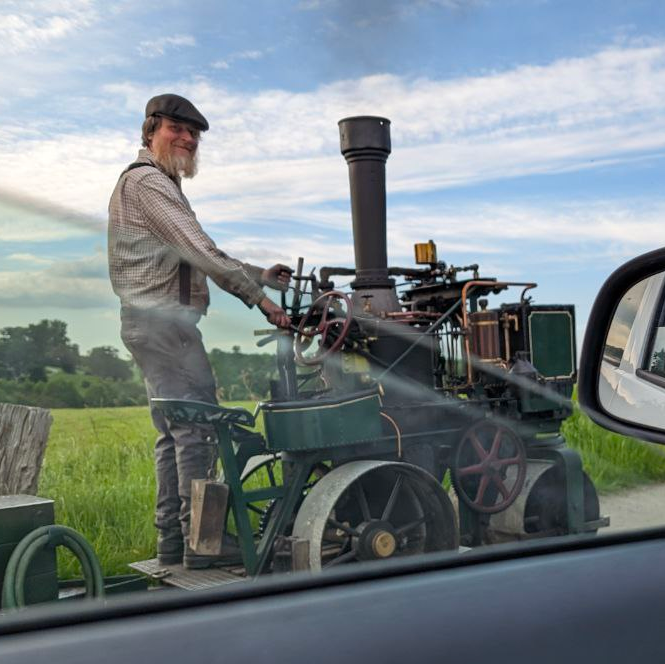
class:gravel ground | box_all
[600,484,665,533]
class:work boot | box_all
[156,530,184,565]
[183,535,243,569]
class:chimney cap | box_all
[339,116,391,157]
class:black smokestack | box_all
[338,116,392,290]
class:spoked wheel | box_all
[223,455,328,539]
[451,420,527,515]
[292,460,459,571]
[294,290,353,366]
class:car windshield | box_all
[2,0,665,614]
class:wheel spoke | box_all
[320,318,343,344]
[354,481,372,521]
[294,291,353,366]
[492,476,511,499]
[323,317,346,330]
[497,455,522,468]
[396,515,427,536]
[475,474,491,505]
[247,503,264,515]
[381,474,404,521]
[327,518,361,538]
[457,463,484,477]
[454,422,527,515]
[318,305,330,331]
[489,429,503,460]
[323,550,357,569]
[266,463,276,487]
[470,433,488,460]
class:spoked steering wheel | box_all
[294,291,353,366]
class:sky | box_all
[2,0,665,355]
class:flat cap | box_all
[145,93,209,131]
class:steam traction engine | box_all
[149,116,606,580]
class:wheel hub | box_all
[354,521,398,560]
[371,530,397,558]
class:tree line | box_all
[0,320,276,408]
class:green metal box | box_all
[0,495,58,605]
[260,390,383,451]
[528,310,575,380]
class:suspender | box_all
[122,162,191,306]
[122,161,154,174]
[178,263,191,306]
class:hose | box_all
[2,525,105,610]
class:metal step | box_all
[130,558,247,591]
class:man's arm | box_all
[240,263,293,291]
[136,172,266,306]
[134,173,291,328]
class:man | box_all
[108,93,292,568]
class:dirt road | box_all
[600,483,665,532]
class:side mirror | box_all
[579,247,665,444]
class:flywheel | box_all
[451,420,527,515]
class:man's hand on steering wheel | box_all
[259,297,292,329]
[261,263,293,291]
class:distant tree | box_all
[0,327,34,379]
[41,374,84,408]
[208,347,275,401]
[0,320,79,381]
[84,346,133,381]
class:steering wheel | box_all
[294,291,353,366]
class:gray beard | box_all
[153,146,198,179]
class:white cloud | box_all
[211,48,266,70]
[234,49,264,60]
[3,42,665,242]
[210,198,665,271]
[137,34,196,58]
[0,253,113,309]
[296,0,331,9]
[385,200,665,260]
[6,253,53,265]
[295,0,483,15]
[0,1,97,56]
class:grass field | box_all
[39,401,665,578]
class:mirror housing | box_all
[579,247,665,445]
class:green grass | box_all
[562,403,665,493]
[39,402,258,578]
[38,400,665,578]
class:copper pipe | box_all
[501,313,520,362]
[460,280,537,389]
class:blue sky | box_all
[2,0,665,354]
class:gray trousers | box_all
[120,306,217,541]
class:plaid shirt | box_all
[108,149,265,313]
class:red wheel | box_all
[451,421,527,514]
[294,291,353,366]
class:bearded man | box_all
[108,94,291,569]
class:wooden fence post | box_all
[0,403,52,495]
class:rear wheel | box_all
[292,460,459,571]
